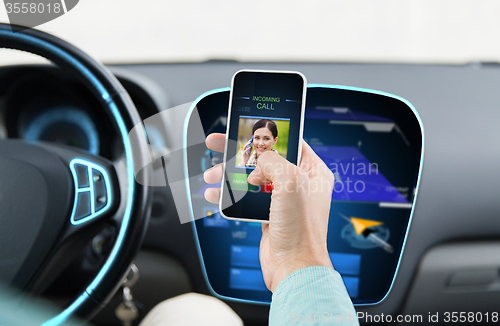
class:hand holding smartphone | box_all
[220,70,307,223]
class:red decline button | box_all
[261,182,274,193]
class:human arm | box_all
[204,133,358,325]
[269,266,358,325]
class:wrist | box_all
[270,256,333,292]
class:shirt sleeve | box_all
[269,266,359,325]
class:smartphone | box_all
[219,70,307,223]
[246,135,254,154]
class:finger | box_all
[247,151,295,186]
[299,140,330,175]
[299,141,321,168]
[204,187,221,204]
[300,141,334,190]
[204,163,223,184]
[206,133,226,153]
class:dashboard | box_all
[0,65,164,160]
[1,66,114,157]
[1,62,500,325]
[186,86,423,305]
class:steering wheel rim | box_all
[0,24,151,323]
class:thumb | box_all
[247,151,295,186]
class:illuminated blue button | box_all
[231,245,260,269]
[92,169,107,211]
[69,158,113,225]
[329,252,361,276]
[246,224,262,242]
[75,164,89,188]
[229,268,268,292]
[342,276,359,298]
[75,192,91,221]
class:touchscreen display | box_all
[186,86,423,304]
[221,71,305,221]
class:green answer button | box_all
[228,173,260,192]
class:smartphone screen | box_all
[220,70,307,222]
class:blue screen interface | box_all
[187,87,422,304]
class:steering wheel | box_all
[0,24,152,323]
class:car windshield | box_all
[1,0,500,65]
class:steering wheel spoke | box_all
[41,142,120,228]
[0,140,120,297]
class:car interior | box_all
[1,8,500,326]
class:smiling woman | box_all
[236,117,289,167]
